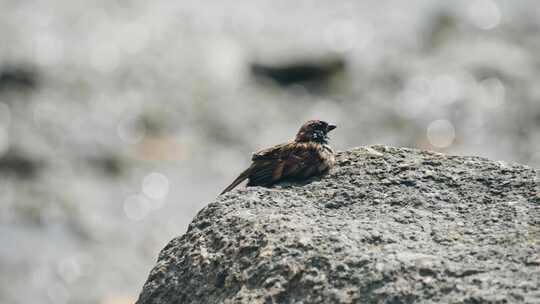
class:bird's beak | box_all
[327,124,337,132]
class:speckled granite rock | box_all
[136,146,540,304]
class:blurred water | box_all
[1,1,540,303]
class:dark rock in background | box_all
[0,149,42,179]
[86,154,125,177]
[0,64,40,93]
[250,57,346,93]
[137,146,540,304]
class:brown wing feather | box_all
[221,142,326,194]
[247,160,277,186]
[251,143,289,160]
[272,161,286,180]
[247,142,295,187]
[281,144,321,179]
[248,143,322,187]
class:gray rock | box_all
[137,146,540,304]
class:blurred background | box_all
[1,0,539,303]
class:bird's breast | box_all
[317,144,335,172]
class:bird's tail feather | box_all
[220,168,251,195]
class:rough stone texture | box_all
[137,146,540,304]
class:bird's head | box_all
[295,120,337,144]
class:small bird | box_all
[221,120,337,194]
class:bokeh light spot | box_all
[117,114,146,144]
[427,119,456,148]
[142,172,169,200]
[123,195,150,221]
[468,0,501,30]
[204,38,247,89]
[396,76,432,117]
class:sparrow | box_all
[220,120,337,194]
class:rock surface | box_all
[137,146,540,304]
